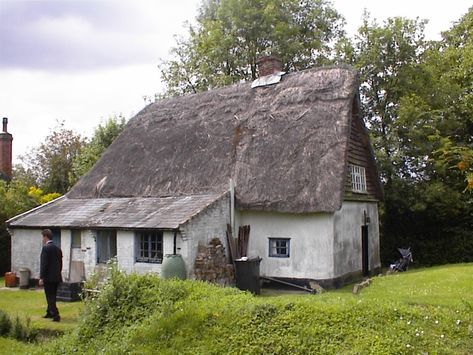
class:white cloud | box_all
[1,0,471,164]
[1,64,161,163]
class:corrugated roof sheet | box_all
[7,194,225,229]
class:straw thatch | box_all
[69,66,365,213]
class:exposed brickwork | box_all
[257,55,283,76]
[194,237,234,285]
[181,194,230,277]
[0,133,13,180]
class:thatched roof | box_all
[69,66,361,213]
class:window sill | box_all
[135,260,163,264]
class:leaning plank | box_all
[261,276,315,294]
[226,224,237,264]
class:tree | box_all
[70,115,127,185]
[20,122,86,194]
[353,13,428,184]
[424,8,473,192]
[0,178,60,274]
[159,0,347,96]
[353,10,473,265]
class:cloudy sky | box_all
[1,0,471,164]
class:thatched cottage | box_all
[8,60,383,288]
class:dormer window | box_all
[350,164,367,193]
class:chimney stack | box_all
[0,117,13,181]
[257,55,283,77]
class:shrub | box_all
[0,309,12,336]
[45,265,473,354]
[0,310,37,342]
[9,315,37,342]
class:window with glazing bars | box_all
[136,231,163,263]
[350,164,367,193]
[269,238,290,258]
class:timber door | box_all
[361,226,369,277]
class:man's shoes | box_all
[52,316,61,322]
[43,313,53,319]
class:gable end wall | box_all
[333,201,381,279]
[180,195,231,278]
[345,103,381,201]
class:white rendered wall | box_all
[333,201,381,277]
[10,228,42,278]
[237,211,335,280]
[81,230,97,278]
[116,230,181,275]
[61,229,72,281]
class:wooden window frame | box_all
[268,238,290,258]
[136,230,163,264]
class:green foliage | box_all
[0,283,83,336]
[0,178,62,274]
[395,8,473,190]
[381,179,473,265]
[0,179,38,220]
[42,265,473,354]
[70,115,127,185]
[0,310,37,343]
[19,121,86,194]
[9,315,37,342]
[159,0,347,96]
[0,310,11,336]
[432,135,473,192]
[353,9,473,266]
[353,13,428,182]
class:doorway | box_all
[361,225,369,277]
[51,228,61,248]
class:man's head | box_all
[41,229,53,244]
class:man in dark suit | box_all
[39,229,63,322]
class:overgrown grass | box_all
[34,263,472,355]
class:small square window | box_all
[269,238,290,258]
[71,230,81,248]
[350,164,367,193]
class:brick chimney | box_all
[257,55,283,77]
[0,117,13,181]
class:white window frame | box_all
[268,238,290,258]
[350,164,367,193]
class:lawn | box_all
[0,263,472,354]
[341,263,473,307]
[0,279,83,354]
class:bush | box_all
[44,264,473,354]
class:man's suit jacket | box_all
[40,241,63,283]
